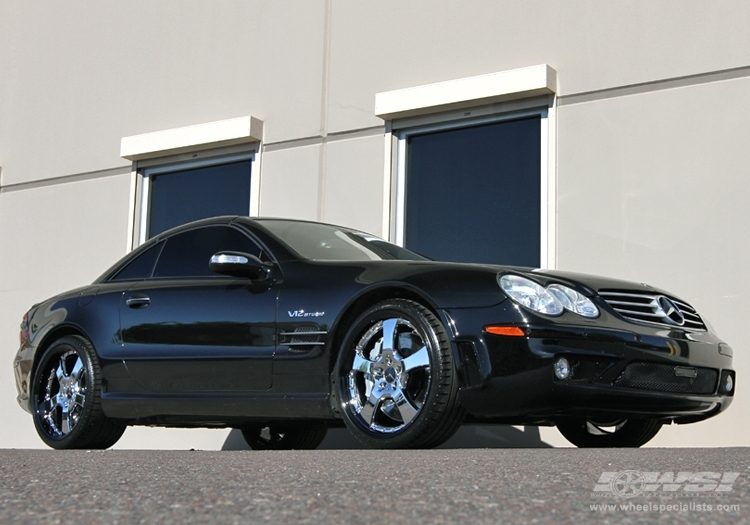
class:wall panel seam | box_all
[263,126,385,153]
[0,166,132,194]
[559,65,750,106]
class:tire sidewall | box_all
[31,336,97,449]
[335,299,452,448]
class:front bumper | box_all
[14,341,35,414]
[446,306,735,424]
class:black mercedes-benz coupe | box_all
[14,217,735,449]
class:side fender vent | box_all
[279,325,327,352]
[455,341,483,388]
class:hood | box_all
[506,268,679,299]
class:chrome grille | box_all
[598,290,706,331]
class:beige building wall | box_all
[1,0,748,449]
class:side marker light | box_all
[485,326,525,337]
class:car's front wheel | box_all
[241,425,328,450]
[31,335,125,449]
[556,418,662,448]
[335,299,463,449]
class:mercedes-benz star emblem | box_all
[655,296,685,326]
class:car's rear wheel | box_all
[335,299,463,449]
[556,418,662,448]
[31,335,125,449]
[241,425,328,450]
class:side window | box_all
[111,242,164,281]
[153,226,263,278]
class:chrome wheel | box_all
[347,318,431,433]
[556,417,662,448]
[40,350,87,437]
[336,299,463,449]
[32,335,125,449]
[583,418,627,436]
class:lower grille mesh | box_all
[570,358,613,383]
[613,362,717,395]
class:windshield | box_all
[257,219,427,261]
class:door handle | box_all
[126,294,151,308]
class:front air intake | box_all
[613,362,717,394]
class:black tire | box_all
[556,418,662,448]
[31,335,125,449]
[335,299,463,449]
[241,425,328,450]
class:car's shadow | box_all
[222,425,552,450]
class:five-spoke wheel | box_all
[40,348,86,437]
[32,335,125,449]
[336,299,463,448]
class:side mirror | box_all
[209,252,273,280]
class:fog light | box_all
[554,357,571,380]
[725,374,734,393]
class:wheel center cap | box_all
[385,367,398,383]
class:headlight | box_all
[547,284,600,318]
[499,275,563,316]
[498,275,600,318]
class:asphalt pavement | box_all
[0,447,748,524]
